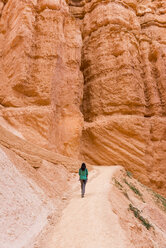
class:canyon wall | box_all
[0,0,83,157]
[0,0,165,196]
[0,3,84,244]
[0,1,165,245]
[80,0,166,196]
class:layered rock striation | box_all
[81,0,166,119]
[0,0,165,196]
[0,1,166,246]
[0,0,83,157]
[80,0,166,196]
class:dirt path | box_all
[40,166,130,248]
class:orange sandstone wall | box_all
[0,0,165,196]
[80,0,166,196]
[0,0,83,157]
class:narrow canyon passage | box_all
[39,166,130,248]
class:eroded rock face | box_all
[81,0,166,119]
[0,0,165,196]
[0,0,83,157]
[80,0,166,196]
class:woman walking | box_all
[79,163,88,198]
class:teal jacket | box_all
[79,168,88,180]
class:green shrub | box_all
[126,171,132,178]
[114,178,123,189]
[153,192,166,212]
[124,179,142,197]
[129,204,152,230]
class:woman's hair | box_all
[81,162,86,171]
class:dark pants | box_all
[80,180,87,197]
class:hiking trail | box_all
[38,166,131,248]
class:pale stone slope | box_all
[0,147,52,248]
[0,123,85,248]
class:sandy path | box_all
[42,166,129,248]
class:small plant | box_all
[126,171,132,178]
[124,179,145,202]
[129,204,152,230]
[124,179,142,197]
[114,178,123,190]
[153,192,166,212]
[113,178,131,201]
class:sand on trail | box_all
[40,166,131,248]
